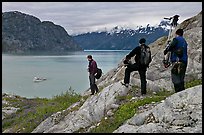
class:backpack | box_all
[140,45,151,66]
[95,68,102,79]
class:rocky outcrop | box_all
[114,85,202,133]
[2,93,20,120]
[2,107,20,120]
[2,11,82,53]
[32,82,130,133]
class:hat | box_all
[139,38,146,44]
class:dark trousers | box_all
[89,74,99,94]
[124,63,147,94]
[171,63,187,93]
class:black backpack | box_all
[140,45,151,66]
[95,68,102,79]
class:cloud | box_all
[2,2,202,35]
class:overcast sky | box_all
[2,2,202,35]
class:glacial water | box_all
[2,50,130,98]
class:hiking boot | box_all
[121,82,129,87]
[141,94,146,97]
[95,89,99,94]
[140,93,147,98]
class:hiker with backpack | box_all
[87,55,99,95]
[121,38,152,96]
[163,29,188,93]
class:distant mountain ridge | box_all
[2,11,82,53]
[73,20,171,50]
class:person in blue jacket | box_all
[164,29,188,92]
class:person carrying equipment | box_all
[163,29,188,93]
[164,14,179,27]
[163,14,180,68]
[171,15,179,27]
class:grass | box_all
[89,95,170,133]
[2,87,82,133]
[82,85,173,133]
[185,79,202,89]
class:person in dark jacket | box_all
[171,15,179,27]
[164,29,188,92]
[87,55,99,95]
[164,15,179,27]
[121,38,152,96]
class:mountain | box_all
[2,11,82,53]
[73,21,170,50]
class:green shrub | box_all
[2,87,82,133]
[89,95,167,133]
[185,79,202,89]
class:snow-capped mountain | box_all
[73,20,171,50]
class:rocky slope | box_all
[2,11,82,53]
[113,85,202,133]
[30,11,202,133]
[2,94,20,120]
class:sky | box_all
[2,2,202,35]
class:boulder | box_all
[113,85,202,133]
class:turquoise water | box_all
[2,50,129,98]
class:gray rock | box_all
[135,123,168,133]
[2,100,9,105]
[114,85,202,133]
[2,106,20,120]
[2,107,20,115]
[32,81,131,133]
[107,110,114,116]
[110,103,120,110]
[32,101,81,133]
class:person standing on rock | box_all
[87,55,99,95]
[164,15,179,27]
[121,38,152,96]
[171,15,179,27]
[163,29,188,92]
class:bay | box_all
[2,50,130,98]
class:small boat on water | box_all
[33,77,47,82]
